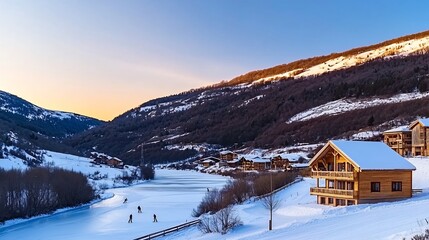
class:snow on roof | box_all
[419,118,429,127]
[330,140,416,171]
[384,125,410,133]
[220,150,234,155]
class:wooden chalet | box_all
[219,151,238,161]
[253,157,271,171]
[309,140,415,206]
[409,118,429,156]
[239,156,271,171]
[199,156,220,168]
[271,154,290,170]
[383,126,412,156]
[107,157,124,168]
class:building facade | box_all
[309,140,415,206]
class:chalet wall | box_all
[358,170,412,201]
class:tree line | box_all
[0,167,95,223]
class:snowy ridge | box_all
[0,90,92,121]
[287,91,429,123]
[254,36,429,84]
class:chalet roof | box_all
[202,159,215,163]
[220,150,234,155]
[200,156,220,162]
[419,118,429,127]
[310,140,416,171]
[384,125,410,133]
[409,118,429,128]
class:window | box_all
[320,197,325,204]
[337,163,345,171]
[328,198,333,204]
[328,180,334,189]
[371,182,380,192]
[392,182,402,191]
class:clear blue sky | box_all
[1,0,428,120]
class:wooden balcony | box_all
[311,171,356,180]
[310,187,356,198]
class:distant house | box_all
[239,156,270,171]
[198,156,220,168]
[383,126,412,156]
[90,152,124,169]
[271,155,290,170]
[253,157,271,171]
[239,157,254,171]
[309,140,415,206]
[107,157,124,168]
[409,118,429,156]
[219,151,238,161]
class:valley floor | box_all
[1,156,429,240]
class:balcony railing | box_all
[310,187,355,197]
[311,171,356,180]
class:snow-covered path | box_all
[0,169,228,240]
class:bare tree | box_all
[260,173,282,230]
[198,206,242,235]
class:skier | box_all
[153,214,158,222]
[128,214,133,223]
[137,206,142,213]
[123,198,128,204]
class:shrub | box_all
[198,206,242,234]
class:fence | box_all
[133,219,200,240]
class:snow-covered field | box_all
[1,153,429,240]
[165,157,429,240]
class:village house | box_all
[409,118,429,156]
[270,154,290,170]
[219,150,238,161]
[309,140,415,206]
[197,156,221,168]
[238,156,271,171]
[90,152,124,168]
[383,126,412,156]
[106,157,124,168]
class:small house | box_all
[383,126,412,156]
[271,154,290,170]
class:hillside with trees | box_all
[67,32,429,165]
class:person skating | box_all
[137,206,142,213]
[123,198,128,204]
[153,214,158,222]
[128,214,133,223]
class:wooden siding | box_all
[358,170,412,201]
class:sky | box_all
[1,1,429,121]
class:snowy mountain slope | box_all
[288,91,429,123]
[69,30,429,165]
[0,90,103,136]
[254,36,429,84]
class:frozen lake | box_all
[0,169,228,240]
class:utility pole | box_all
[140,143,145,167]
[269,172,273,231]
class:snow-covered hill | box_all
[253,35,429,84]
[0,90,103,138]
